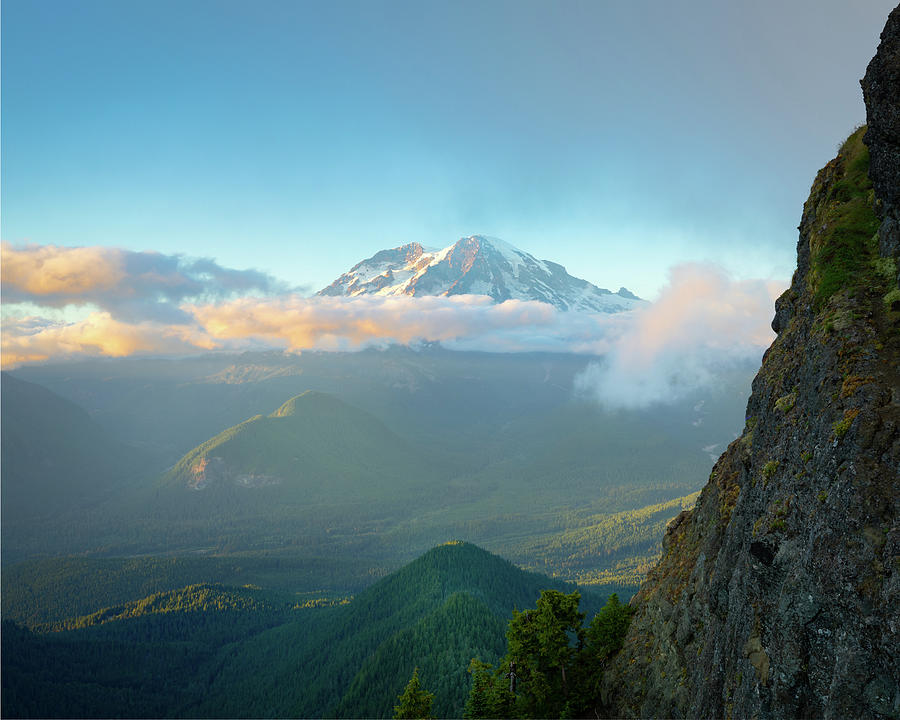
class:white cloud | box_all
[1,244,785,399]
[1,312,218,367]
[574,263,785,409]
[188,294,564,351]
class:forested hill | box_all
[190,541,607,718]
[162,389,442,499]
[2,541,608,719]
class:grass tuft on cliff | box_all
[808,126,882,309]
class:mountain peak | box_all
[318,235,644,313]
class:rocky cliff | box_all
[863,6,900,267]
[603,9,900,720]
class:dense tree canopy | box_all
[465,591,634,719]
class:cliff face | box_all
[604,11,900,720]
[862,6,900,265]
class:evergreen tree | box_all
[503,590,584,718]
[464,659,493,719]
[393,667,435,719]
[463,658,514,719]
[466,590,635,719]
[566,593,635,717]
[585,593,631,660]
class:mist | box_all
[575,263,785,409]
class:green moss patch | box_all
[774,392,796,413]
[832,408,861,439]
[808,127,881,310]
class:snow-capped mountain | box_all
[318,235,644,313]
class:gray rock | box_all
[862,4,900,273]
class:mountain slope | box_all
[1,584,299,719]
[603,17,900,719]
[318,235,644,313]
[2,349,745,572]
[1,554,368,628]
[0,373,141,529]
[164,390,437,501]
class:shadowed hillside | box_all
[1,373,144,532]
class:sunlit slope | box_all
[1,486,694,631]
[1,555,369,628]
[11,347,751,476]
[163,390,442,502]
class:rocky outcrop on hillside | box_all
[602,11,900,720]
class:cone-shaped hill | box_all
[191,541,607,718]
[164,391,438,502]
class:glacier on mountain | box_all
[318,235,644,314]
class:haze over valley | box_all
[2,2,898,718]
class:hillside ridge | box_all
[164,389,423,494]
[0,372,140,531]
[5,541,592,719]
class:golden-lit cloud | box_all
[1,242,285,322]
[188,294,561,351]
[1,312,219,368]
[575,263,785,408]
[1,293,597,366]
[1,243,786,408]
[1,243,123,296]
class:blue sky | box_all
[1,0,895,299]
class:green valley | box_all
[0,348,740,718]
[2,350,728,588]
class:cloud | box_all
[1,291,624,367]
[1,312,218,367]
[0,244,785,397]
[574,263,785,409]
[189,294,565,351]
[1,243,287,323]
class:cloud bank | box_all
[2,313,218,367]
[2,244,785,408]
[574,263,784,409]
[190,294,561,351]
[1,243,286,323]
[3,295,613,365]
